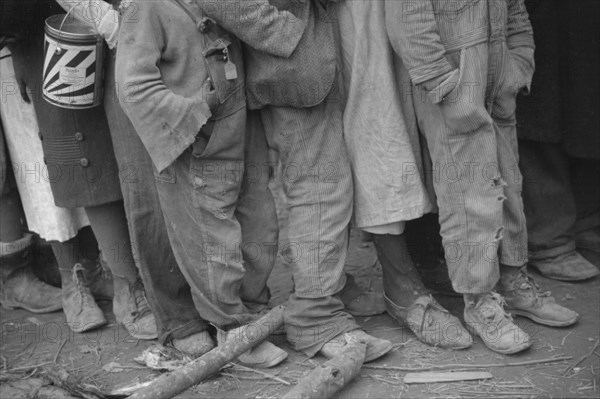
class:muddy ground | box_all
[1,186,599,398]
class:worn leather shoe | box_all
[529,251,599,281]
[464,292,531,355]
[113,276,158,340]
[385,294,472,349]
[218,329,288,368]
[499,267,579,327]
[320,329,392,363]
[172,331,215,357]
[60,264,107,333]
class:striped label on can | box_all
[43,35,99,108]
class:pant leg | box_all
[154,107,256,330]
[260,95,358,357]
[412,43,503,294]
[104,53,207,342]
[237,111,279,308]
[517,141,576,259]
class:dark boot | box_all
[373,233,471,349]
[0,234,62,313]
[59,263,106,333]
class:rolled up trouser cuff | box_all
[159,319,211,346]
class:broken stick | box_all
[282,333,366,399]
[129,305,285,399]
[403,371,493,384]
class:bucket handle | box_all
[55,2,100,54]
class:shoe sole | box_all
[1,302,63,314]
[238,351,288,368]
[508,309,579,327]
[464,314,532,355]
[530,265,600,282]
[69,319,108,333]
[129,332,159,340]
[365,341,393,363]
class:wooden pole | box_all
[129,305,285,399]
[282,333,366,399]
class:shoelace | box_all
[130,278,152,320]
[515,268,552,303]
[479,292,514,328]
[72,263,95,308]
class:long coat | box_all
[4,0,122,208]
[337,1,433,229]
[517,0,600,160]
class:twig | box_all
[4,361,53,373]
[54,339,68,364]
[563,340,600,376]
[228,363,291,386]
[363,355,572,372]
[561,331,573,346]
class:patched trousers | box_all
[413,40,531,294]
[260,91,359,356]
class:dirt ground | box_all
[1,189,599,398]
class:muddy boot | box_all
[464,292,531,355]
[80,257,113,301]
[60,263,107,333]
[498,266,579,327]
[1,234,62,313]
[112,276,158,340]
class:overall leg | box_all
[493,45,579,327]
[104,52,207,345]
[237,111,278,309]
[261,98,390,360]
[413,44,502,295]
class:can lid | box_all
[45,14,99,42]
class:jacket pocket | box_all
[202,36,244,105]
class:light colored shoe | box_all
[464,292,531,355]
[529,251,599,281]
[320,329,392,363]
[60,263,107,333]
[218,329,288,368]
[172,331,215,357]
[113,277,158,340]
[385,294,472,349]
[499,267,579,327]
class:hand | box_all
[203,77,219,111]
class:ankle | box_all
[464,293,486,306]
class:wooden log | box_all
[282,333,366,399]
[129,305,285,399]
[403,371,493,384]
